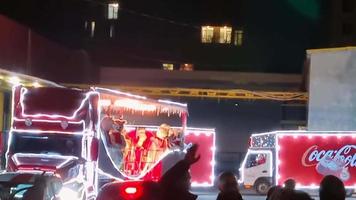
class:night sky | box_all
[0,0,328,74]
[107,0,325,73]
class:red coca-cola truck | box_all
[6,86,215,199]
[239,131,356,195]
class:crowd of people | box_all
[265,175,347,200]
[158,144,347,200]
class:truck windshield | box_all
[245,153,267,168]
[0,183,35,200]
[10,132,82,157]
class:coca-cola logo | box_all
[302,145,356,167]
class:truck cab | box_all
[239,149,273,194]
[6,86,100,200]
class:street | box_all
[196,193,356,200]
[197,194,265,200]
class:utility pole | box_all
[26,28,32,75]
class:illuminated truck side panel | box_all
[276,133,356,189]
[185,128,215,187]
[11,86,99,133]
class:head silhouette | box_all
[319,175,346,200]
[284,178,296,191]
[141,181,162,200]
[293,191,313,200]
[266,185,282,200]
[218,171,239,192]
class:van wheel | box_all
[255,179,270,195]
[346,189,353,197]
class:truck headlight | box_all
[58,187,82,200]
[58,181,84,200]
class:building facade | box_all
[324,0,356,46]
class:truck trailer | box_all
[239,131,356,194]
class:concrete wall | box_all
[308,47,356,131]
[100,67,302,90]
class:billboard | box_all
[276,134,356,188]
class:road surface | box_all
[196,193,356,200]
[198,194,264,200]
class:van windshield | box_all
[10,132,82,157]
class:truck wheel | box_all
[255,180,270,195]
[346,189,353,197]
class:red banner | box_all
[277,134,356,187]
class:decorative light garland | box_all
[96,87,187,116]
[250,133,275,148]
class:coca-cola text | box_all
[302,145,356,167]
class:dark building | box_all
[86,0,321,74]
[0,15,92,83]
[2,0,348,79]
[324,0,356,46]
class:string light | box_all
[96,87,187,116]
[250,134,275,148]
[32,81,41,88]
[9,76,20,85]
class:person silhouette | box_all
[23,178,46,200]
[159,144,200,200]
[216,171,243,200]
[319,175,346,200]
[284,178,296,191]
[266,185,282,200]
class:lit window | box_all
[84,21,88,30]
[201,26,214,43]
[162,63,174,71]
[90,21,95,37]
[109,24,115,38]
[219,26,232,44]
[234,30,244,46]
[180,63,194,71]
[108,3,119,19]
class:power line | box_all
[119,8,199,29]
[80,0,199,29]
